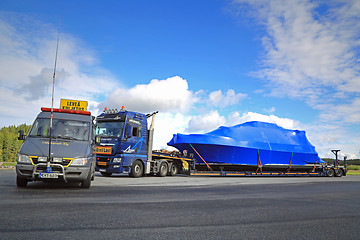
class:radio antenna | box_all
[48,19,61,170]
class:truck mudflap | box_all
[32,163,67,182]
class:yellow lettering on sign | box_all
[60,99,88,111]
[93,146,112,155]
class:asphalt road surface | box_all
[1,169,360,240]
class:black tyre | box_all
[169,163,179,176]
[326,168,335,177]
[16,176,28,188]
[158,162,168,177]
[130,160,144,178]
[100,172,112,177]
[91,168,95,181]
[81,170,92,188]
[335,169,343,177]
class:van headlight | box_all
[113,158,121,163]
[70,157,88,166]
[18,154,31,164]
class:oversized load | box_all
[168,121,325,172]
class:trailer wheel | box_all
[326,168,335,177]
[130,160,144,178]
[169,163,179,176]
[100,172,112,177]
[158,162,168,177]
[335,169,343,177]
[16,176,28,188]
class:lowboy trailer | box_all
[187,149,347,177]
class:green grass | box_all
[347,170,360,175]
[347,165,360,170]
[0,162,16,168]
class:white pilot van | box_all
[16,107,95,188]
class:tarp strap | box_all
[286,153,293,173]
[311,157,318,172]
[256,149,262,173]
[189,144,213,172]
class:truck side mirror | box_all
[95,136,101,145]
[125,125,133,139]
[18,130,25,140]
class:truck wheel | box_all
[326,168,335,177]
[335,169,343,177]
[169,163,179,176]
[100,172,112,177]
[81,170,92,188]
[130,160,143,178]
[16,176,28,188]
[158,162,168,177]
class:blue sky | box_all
[0,0,359,158]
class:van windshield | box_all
[95,121,124,138]
[29,118,90,141]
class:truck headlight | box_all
[113,158,122,163]
[71,157,88,166]
[18,154,31,164]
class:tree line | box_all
[322,158,360,165]
[0,124,31,162]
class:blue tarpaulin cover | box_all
[168,121,323,166]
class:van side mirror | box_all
[18,130,25,140]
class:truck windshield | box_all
[29,118,90,141]
[95,121,124,138]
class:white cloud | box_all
[152,112,192,150]
[316,98,360,124]
[100,76,197,113]
[0,13,118,127]
[263,106,276,114]
[232,0,360,124]
[303,122,360,159]
[208,89,247,107]
[228,111,299,130]
[186,111,226,133]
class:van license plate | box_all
[40,173,58,178]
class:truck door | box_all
[124,123,144,157]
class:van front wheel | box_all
[81,170,92,188]
[16,176,28,188]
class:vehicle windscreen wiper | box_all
[53,136,79,141]
[29,134,47,138]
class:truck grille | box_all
[96,157,111,162]
[96,157,111,168]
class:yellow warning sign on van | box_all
[60,99,88,111]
